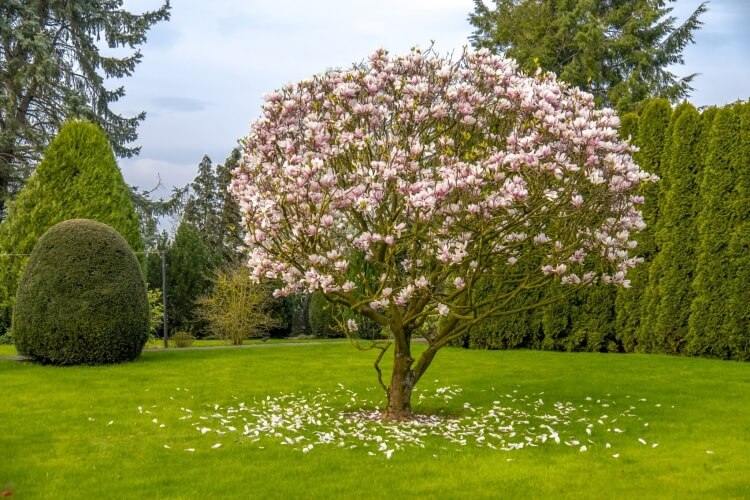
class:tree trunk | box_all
[385,340,415,420]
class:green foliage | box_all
[183,151,245,264]
[638,101,692,350]
[13,219,149,364]
[643,104,702,353]
[147,287,165,337]
[0,1,170,212]
[620,112,640,143]
[171,331,195,348]
[615,99,672,351]
[570,286,619,352]
[0,120,143,333]
[308,292,339,338]
[539,287,617,353]
[197,268,278,345]
[468,307,542,350]
[166,221,219,334]
[469,0,706,111]
[216,149,246,262]
[687,106,741,357]
[720,103,750,360]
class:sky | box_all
[114,0,750,197]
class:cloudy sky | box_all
[114,0,749,196]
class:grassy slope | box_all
[1,344,748,499]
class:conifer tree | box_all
[688,106,741,357]
[183,155,221,241]
[615,99,671,351]
[0,1,170,214]
[638,101,690,350]
[469,0,706,111]
[167,221,218,334]
[0,120,142,332]
[216,148,245,263]
[647,104,702,352]
[620,112,640,143]
[722,103,750,360]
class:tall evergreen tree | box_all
[216,148,245,263]
[722,103,750,360]
[645,104,702,352]
[0,1,171,215]
[0,120,142,333]
[638,101,690,350]
[469,0,706,111]
[166,221,218,334]
[687,106,741,357]
[183,155,222,243]
[182,151,245,263]
[614,98,671,351]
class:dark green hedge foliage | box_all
[615,98,672,351]
[13,219,149,365]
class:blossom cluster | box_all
[231,47,654,320]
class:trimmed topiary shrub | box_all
[13,219,149,364]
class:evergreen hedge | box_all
[0,120,142,333]
[687,106,740,357]
[720,103,750,360]
[457,99,750,361]
[637,102,695,351]
[13,219,149,364]
[645,104,702,352]
[614,98,672,351]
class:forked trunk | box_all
[381,327,441,420]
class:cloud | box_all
[151,96,210,113]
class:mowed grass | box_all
[1,343,748,499]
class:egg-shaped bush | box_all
[13,219,149,364]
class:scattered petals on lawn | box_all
[147,385,664,459]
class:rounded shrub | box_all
[13,219,149,364]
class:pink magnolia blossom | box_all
[231,46,653,329]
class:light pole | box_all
[161,250,168,348]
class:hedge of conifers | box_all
[464,99,750,361]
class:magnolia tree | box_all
[231,48,653,419]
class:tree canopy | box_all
[0,0,170,215]
[233,48,653,418]
[469,0,706,112]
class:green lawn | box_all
[1,343,748,499]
